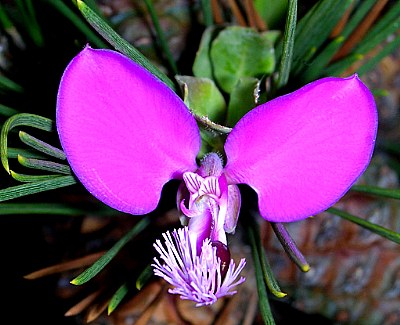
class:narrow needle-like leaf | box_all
[136,264,153,290]
[19,131,66,160]
[10,171,61,183]
[17,155,71,174]
[44,0,107,48]
[71,218,150,285]
[274,0,297,90]
[0,202,116,216]
[250,217,287,298]
[351,185,400,200]
[0,104,19,117]
[75,0,175,90]
[248,225,276,325]
[1,113,53,173]
[201,0,213,26]
[0,176,76,202]
[271,222,310,272]
[108,283,129,315]
[328,207,400,245]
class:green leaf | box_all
[326,2,400,77]
[300,0,376,82]
[226,77,260,127]
[136,264,153,290]
[290,0,353,77]
[274,0,297,90]
[19,131,66,160]
[248,224,276,325]
[7,147,46,160]
[271,222,310,272]
[0,104,19,117]
[10,171,62,183]
[15,0,44,47]
[351,185,400,200]
[108,283,129,315]
[192,26,220,79]
[0,75,23,93]
[250,219,287,298]
[44,0,107,49]
[254,0,288,29]
[1,113,53,174]
[176,75,226,124]
[200,0,213,26]
[210,26,276,93]
[328,208,400,245]
[0,202,118,216]
[17,155,71,175]
[71,218,150,285]
[75,0,175,90]
[0,3,13,30]
[354,1,400,53]
[300,36,345,82]
[0,176,76,202]
[357,33,400,76]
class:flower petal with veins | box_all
[224,75,378,222]
[56,46,200,215]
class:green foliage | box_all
[175,75,226,124]
[0,113,75,201]
[71,218,150,285]
[210,26,276,93]
[226,77,260,127]
[75,0,176,90]
[108,283,129,315]
[273,0,297,90]
[248,222,276,325]
[328,208,400,245]
[192,26,220,79]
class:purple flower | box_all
[152,227,246,306]
[56,46,378,304]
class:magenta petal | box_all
[224,75,377,222]
[57,46,200,214]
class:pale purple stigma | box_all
[152,227,246,306]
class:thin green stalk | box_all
[274,0,297,90]
[19,131,66,160]
[271,222,310,272]
[0,202,118,216]
[351,185,400,200]
[15,0,44,47]
[108,283,129,315]
[17,155,71,175]
[10,171,61,183]
[1,113,54,173]
[248,225,276,325]
[357,33,400,76]
[0,176,76,202]
[328,207,400,245]
[290,0,353,76]
[250,217,287,297]
[201,0,213,26]
[0,104,19,117]
[0,75,23,93]
[44,0,107,48]
[136,264,153,290]
[71,217,150,285]
[76,0,176,90]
